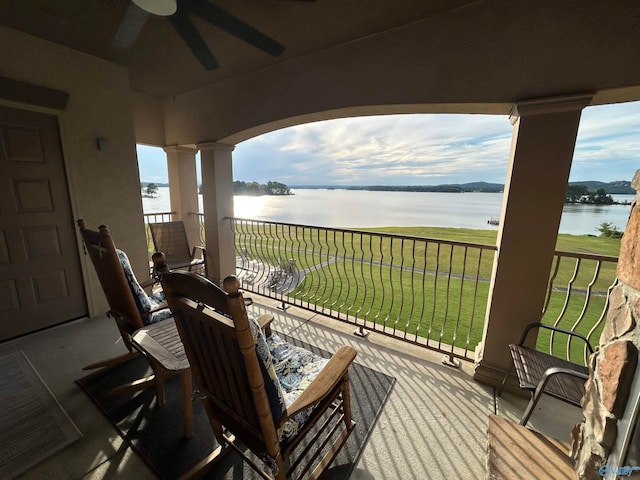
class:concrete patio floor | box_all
[2,296,583,480]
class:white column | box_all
[474,93,593,387]
[163,145,199,248]
[197,142,235,284]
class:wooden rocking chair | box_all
[149,220,207,278]
[161,271,357,479]
[76,219,178,400]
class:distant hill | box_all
[289,181,635,194]
[568,180,634,194]
[344,182,504,193]
[289,182,503,192]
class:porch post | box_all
[197,141,235,284]
[473,93,593,388]
[163,145,199,248]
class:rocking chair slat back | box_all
[161,271,276,453]
[77,219,143,332]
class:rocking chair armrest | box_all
[283,345,357,420]
[148,301,168,313]
[108,309,139,336]
[140,302,170,323]
[256,313,275,336]
[139,277,159,289]
[518,322,594,354]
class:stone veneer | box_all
[571,171,640,479]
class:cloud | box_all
[140,101,640,185]
[570,102,640,181]
[235,114,515,185]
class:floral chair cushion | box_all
[147,292,173,324]
[117,249,171,325]
[266,333,329,444]
[248,316,286,424]
[247,316,328,444]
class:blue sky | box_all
[137,101,640,186]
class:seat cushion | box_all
[117,249,171,325]
[147,292,173,324]
[248,316,286,424]
[266,333,329,444]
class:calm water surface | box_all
[143,188,634,236]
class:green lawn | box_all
[369,225,621,257]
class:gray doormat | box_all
[0,351,82,479]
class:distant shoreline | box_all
[289,180,635,195]
[141,180,635,195]
[143,186,631,235]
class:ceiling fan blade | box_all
[185,0,285,57]
[167,5,219,70]
[113,3,149,49]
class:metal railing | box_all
[143,211,176,224]
[539,250,618,365]
[229,217,496,363]
[186,215,618,364]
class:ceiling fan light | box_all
[132,0,177,16]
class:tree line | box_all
[232,180,292,196]
[565,185,615,204]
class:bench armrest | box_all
[191,245,206,260]
[518,322,594,354]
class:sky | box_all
[137,101,640,186]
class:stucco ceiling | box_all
[2,0,640,108]
[0,0,480,98]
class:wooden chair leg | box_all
[182,368,193,438]
[203,402,227,447]
[178,436,235,480]
[148,358,166,406]
[274,455,287,480]
[104,374,157,397]
[497,364,514,397]
[82,350,140,370]
[342,373,353,429]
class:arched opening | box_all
[140,101,640,369]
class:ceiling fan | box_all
[113,0,287,70]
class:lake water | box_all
[143,187,635,235]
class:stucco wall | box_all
[160,0,640,146]
[131,91,165,147]
[0,26,148,316]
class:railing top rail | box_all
[225,216,499,251]
[143,211,176,217]
[554,249,618,263]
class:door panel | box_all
[0,106,87,340]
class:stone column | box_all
[474,93,593,387]
[163,145,199,248]
[570,171,640,479]
[197,141,235,284]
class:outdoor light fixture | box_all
[131,0,177,16]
